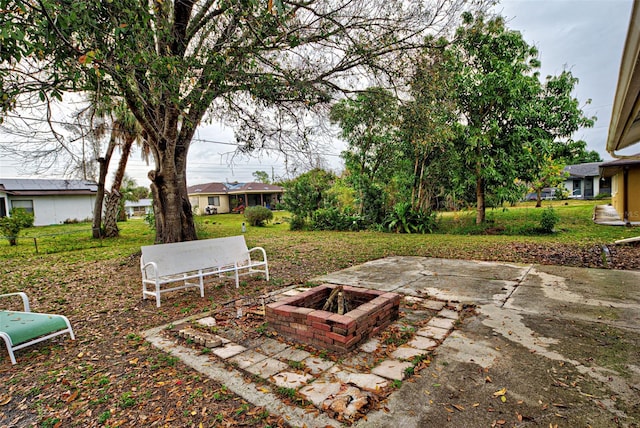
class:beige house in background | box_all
[605,1,640,225]
[187,182,284,214]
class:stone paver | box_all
[213,343,247,359]
[229,349,268,369]
[438,308,460,320]
[254,337,289,356]
[416,325,450,341]
[299,380,343,407]
[371,359,414,381]
[359,337,380,353]
[427,316,456,330]
[333,370,389,392]
[420,300,447,311]
[302,356,335,374]
[272,371,314,389]
[391,345,426,360]
[275,347,312,362]
[197,316,217,327]
[407,335,438,350]
[245,357,289,378]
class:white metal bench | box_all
[140,235,269,307]
[1,292,75,365]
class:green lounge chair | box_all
[1,292,75,364]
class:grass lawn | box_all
[0,199,638,427]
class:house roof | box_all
[124,198,153,208]
[0,178,98,196]
[187,182,283,195]
[563,162,602,178]
[599,158,640,178]
[607,2,640,156]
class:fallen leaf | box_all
[493,387,507,397]
[65,390,79,403]
[452,404,464,411]
[0,396,12,406]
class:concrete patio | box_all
[145,256,640,427]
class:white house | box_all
[0,178,98,226]
[124,198,153,217]
[562,162,611,199]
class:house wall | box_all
[629,169,640,221]
[611,168,640,222]
[190,195,231,214]
[9,195,96,226]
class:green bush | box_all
[311,207,362,231]
[539,207,559,233]
[0,208,35,246]
[244,206,273,227]
[383,202,436,234]
[288,215,306,231]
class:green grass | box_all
[0,200,637,264]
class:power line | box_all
[0,112,344,158]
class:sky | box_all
[0,0,635,187]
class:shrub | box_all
[311,207,362,231]
[539,206,559,233]
[383,202,436,234]
[244,206,273,227]
[288,215,306,231]
[0,208,35,246]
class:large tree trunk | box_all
[91,134,117,239]
[103,136,134,238]
[103,190,121,237]
[147,130,197,243]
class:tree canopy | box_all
[1,0,478,242]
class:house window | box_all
[11,199,34,214]
[0,198,6,217]
[207,196,220,206]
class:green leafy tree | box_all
[553,139,602,164]
[0,208,34,246]
[402,40,462,212]
[282,169,336,227]
[330,87,400,223]
[252,171,271,184]
[445,13,593,223]
[3,0,476,243]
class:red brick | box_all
[311,322,331,332]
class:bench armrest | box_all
[141,261,159,279]
[248,246,267,261]
[0,292,31,312]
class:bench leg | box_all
[234,263,240,288]
[1,332,17,364]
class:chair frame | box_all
[1,292,75,364]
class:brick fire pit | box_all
[265,284,401,352]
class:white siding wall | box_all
[12,195,96,226]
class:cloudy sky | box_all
[497,0,634,159]
[0,0,635,186]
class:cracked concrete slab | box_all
[146,256,640,427]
